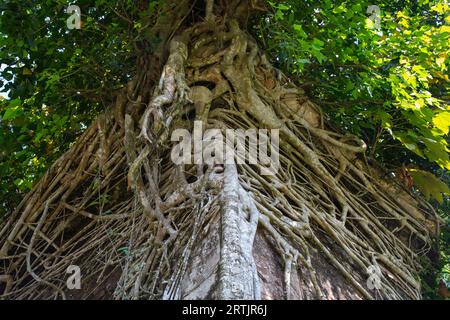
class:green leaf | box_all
[277,4,290,11]
[433,112,450,135]
[409,169,450,203]
[423,138,450,169]
[14,178,23,187]
[395,132,424,157]
[2,103,23,121]
[293,24,307,38]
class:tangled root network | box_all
[0,16,440,300]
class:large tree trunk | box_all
[0,0,439,300]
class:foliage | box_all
[409,168,450,203]
[0,0,138,214]
[257,0,450,172]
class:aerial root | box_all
[0,18,438,300]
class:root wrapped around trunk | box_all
[0,1,439,300]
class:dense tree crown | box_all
[0,0,448,298]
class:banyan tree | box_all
[0,0,443,300]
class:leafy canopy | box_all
[257,0,450,173]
